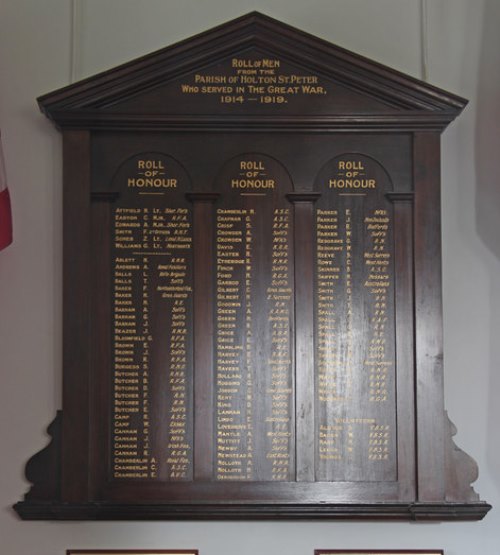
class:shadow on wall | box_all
[475,0,500,493]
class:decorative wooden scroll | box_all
[14,12,490,521]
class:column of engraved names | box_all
[266,207,293,479]
[216,209,252,480]
[316,208,343,462]
[245,210,254,479]
[112,203,194,480]
[154,207,193,480]
[112,207,153,479]
[344,207,354,459]
[313,155,398,481]
[315,203,383,479]
[214,155,295,481]
[364,208,393,462]
[142,212,152,475]
[315,207,358,470]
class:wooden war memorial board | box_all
[14,12,491,521]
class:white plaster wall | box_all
[0,1,499,554]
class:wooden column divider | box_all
[386,192,416,501]
[89,192,119,499]
[287,192,320,482]
[187,192,219,481]
[61,130,91,502]
[413,133,446,502]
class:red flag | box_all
[0,134,13,250]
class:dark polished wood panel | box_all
[15,12,490,521]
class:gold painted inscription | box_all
[111,161,193,481]
[215,208,252,480]
[328,160,377,189]
[180,57,328,105]
[231,160,275,190]
[127,159,178,189]
[214,156,294,481]
[314,155,396,481]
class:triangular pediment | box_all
[38,12,467,130]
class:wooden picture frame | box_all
[67,551,198,555]
[315,551,443,555]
